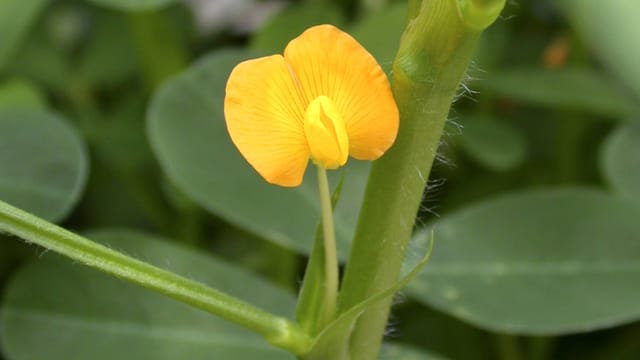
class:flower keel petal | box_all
[225,55,309,187]
[304,95,349,169]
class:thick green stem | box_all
[337,1,503,359]
[317,166,339,324]
[0,199,311,355]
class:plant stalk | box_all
[0,199,312,355]
[317,166,339,324]
[337,1,504,358]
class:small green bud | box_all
[457,0,506,31]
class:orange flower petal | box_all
[284,24,399,160]
[224,55,309,187]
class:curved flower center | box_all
[303,95,349,169]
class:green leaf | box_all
[0,79,47,110]
[349,3,407,74]
[472,19,508,71]
[92,94,155,176]
[380,343,448,360]
[127,10,190,89]
[0,229,295,359]
[87,0,175,12]
[457,114,527,172]
[0,0,49,71]
[600,121,640,203]
[0,241,29,284]
[0,109,88,222]
[409,188,640,335]
[250,3,345,54]
[76,13,138,87]
[147,49,369,257]
[561,0,640,98]
[83,92,175,231]
[6,31,71,93]
[480,68,636,118]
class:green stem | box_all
[0,199,312,355]
[337,1,503,359]
[317,166,339,324]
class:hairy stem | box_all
[337,1,504,358]
[0,199,312,355]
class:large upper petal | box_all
[224,55,309,187]
[283,24,399,160]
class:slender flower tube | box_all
[224,24,399,187]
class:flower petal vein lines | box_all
[224,24,399,187]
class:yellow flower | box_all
[224,24,399,187]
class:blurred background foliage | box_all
[1,0,639,359]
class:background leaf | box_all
[76,12,138,87]
[4,29,71,93]
[380,343,447,360]
[147,50,368,258]
[87,0,175,12]
[250,3,345,54]
[0,0,49,71]
[600,121,640,203]
[0,230,296,360]
[560,0,640,98]
[409,188,640,334]
[349,3,407,74]
[0,79,47,110]
[480,68,636,118]
[457,114,527,172]
[0,109,88,222]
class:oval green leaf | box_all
[561,0,640,98]
[380,343,447,360]
[76,13,137,87]
[349,3,407,74]
[147,50,368,257]
[250,3,345,54]
[409,188,640,334]
[88,0,175,11]
[480,68,636,118]
[600,121,640,203]
[0,79,46,110]
[0,109,88,222]
[0,230,296,360]
[458,114,527,172]
[0,0,48,71]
